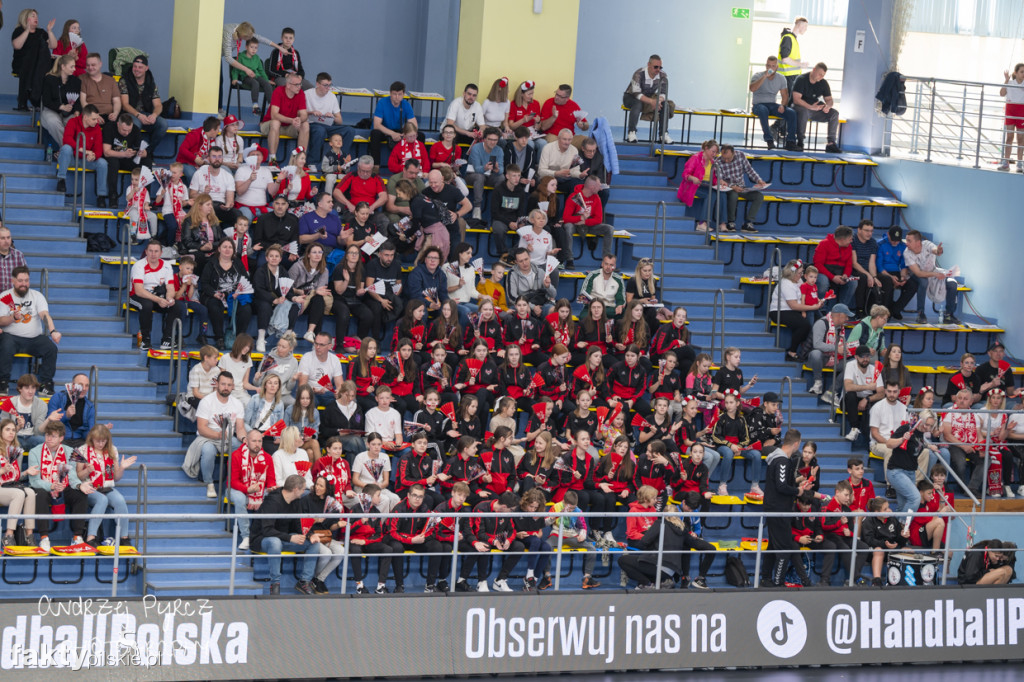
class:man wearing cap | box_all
[234,145,280,220]
[260,72,310,166]
[807,303,851,398]
[975,341,1020,401]
[118,55,168,154]
[842,345,883,445]
[176,116,223,185]
[869,379,909,482]
[904,229,960,325]
[875,225,918,321]
[746,392,784,498]
[304,71,354,162]
[623,55,674,144]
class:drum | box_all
[886,552,939,586]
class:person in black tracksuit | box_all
[388,485,450,591]
[471,492,524,590]
[763,430,813,586]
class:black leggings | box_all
[202,295,253,339]
[400,538,447,583]
[618,554,661,586]
[770,310,811,354]
[297,295,327,336]
[588,490,619,532]
[459,539,491,581]
[350,540,398,583]
[332,298,375,339]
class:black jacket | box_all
[862,516,906,549]
[637,518,690,574]
[503,143,538,178]
[250,489,304,550]
[490,179,530,225]
[319,400,365,442]
[252,264,286,305]
[763,448,801,511]
[254,211,300,249]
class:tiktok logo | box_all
[756,600,807,659]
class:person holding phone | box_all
[464,127,504,221]
[749,55,798,150]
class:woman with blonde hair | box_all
[272,426,313,487]
[482,77,511,134]
[221,21,284,82]
[244,373,286,451]
[11,9,58,110]
[178,193,222,270]
[40,53,80,145]
[70,425,137,547]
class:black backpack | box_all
[724,553,750,587]
[85,232,117,253]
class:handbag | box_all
[310,529,333,544]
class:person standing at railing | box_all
[763,428,814,587]
[998,64,1024,172]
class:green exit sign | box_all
[732,7,750,18]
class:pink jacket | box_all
[676,151,717,206]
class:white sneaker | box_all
[750,483,763,496]
[626,131,638,143]
[492,579,513,592]
[717,482,729,497]
[809,380,823,395]
[72,536,84,546]
[238,537,250,550]
[256,338,266,353]
[1004,486,1016,499]
[303,329,316,344]
[997,161,1010,171]
[476,581,490,592]
[472,207,482,221]
[207,483,217,498]
[39,536,51,552]
[661,132,674,145]
[603,531,616,545]
[1018,484,1024,498]
[694,222,709,233]
[820,390,834,404]
[845,427,860,442]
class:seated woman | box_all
[179,194,223,274]
[330,243,373,340]
[218,333,258,407]
[277,148,316,209]
[243,373,286,452]
[526,176,562,248]
[501,296,546,366]
[605,344,649,419]
[426,299,466,368]
[428,124,462,167]
[272,426,314,487]
[40,54,81,148]
[349,338,385,414]
[542,298,575,356]
[388,122,430,175]
[51,20,87,76]
[287,243,331,344]
[286,385,322,463]
[199,238,253,349]
[12,373,48,451]
[339,202,377,252]
[509,81,543,151]
[768,259,820,362]
[649,306,697,370]
[318,380,364,457]
[880,342,911,400]
[482,77,512,136]
[253,330,299,402]
[497,344,534,415]
[626,257,673,331]
[454,340,500,418]
[70,425,137,548]
[613,300,652,370]
[446,242,481,326]
[571,346,608,406]
[463,298,503,360]
[0,419,37,547]
[383,339,418,418]
[416,343,457,409]
[572,299,615,367]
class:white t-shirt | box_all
[215,133,242,165]
[942,411,978,444]
[482,99,510,127]
[364,407,403,441]
[446,98,485,131]
[234,165,274,207]
[903,239,937,274]
[1009,412,1024,437]
[188,363,220,399]
[769,277,802,313]
[0,288,48,338]
[843,360,882,398]
[304,87,341,124]
[272,448,313,488]
[196,393,244,434]
[218,354,253,404]
[517,227,555,266]
[351,451,391,491]
[1005,80,1024,104]
[189,166,234,203]
[130,259,173,294]
[297,351,343,390]
[869,399,907,441]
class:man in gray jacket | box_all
[506,247,555,318]
[623,55,674,144]
[806,303,851,398]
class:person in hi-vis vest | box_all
[777,17,809,94]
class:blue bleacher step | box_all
[2,205,74,222]
[0,159,54,176]
[607,199,687,217]
[605,185,678,202]
[143,581,265,597]
[42,286,114,303]
[22,252,98,268]
[615,171,672,188]
[98,415,174,430]
[54,367,150,384]
[0,143,54,161]
[52,334,134,351]
[49,318,125,335]
[687,317,765,334]
[660,288,744,305]
[0,188,65,208]
[58,347,151,366]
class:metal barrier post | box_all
[847,516,861,586]
[973,85,985,169]
[111,518,122,597]
[39,268,48,300]
[652,200,665,264]
[229,520,238,596]
[828,330,841,423]
[957,84,967,160]
[1,174,6,222]
[170,318,184,431]
[765,248,783,343]
[779,376,793,425]
[88,365,99,416]
[134,463,148,584]
[925,79,936,163]
[118,220,132,333]
[553,521,564,591]
[980,428,991,512]
[449,518,460,588]
[340,520,352,594]
[653,518,666,589]
[752,514,765,588]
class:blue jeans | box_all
[86,488,129,539]
[701,446,723,482]
[260,536,318,583]
[693,183,726,225]
[888,468,920,514]
[131,115,168,155]
[752,103,797,143]
[522,533,551,574]
[309,123,355,162]
[456,302,474,328]
[228,488,252,538]
[200,437,240,482]
[57,146,109,195]
[19,434,43,451]
[914,276,958,315]
[817,275,857,312]
[713,446,761,484]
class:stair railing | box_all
[765,247,783,348]
[88,365,99,415]
[779,375,793,426]
[118,220,132,334]
[652,200,668,275]
[134,463,149,588]
[219,430,232,531]
[39,268,49,300]
[169,318,185,432]
[0,174,7,222]
[710,288,725,363]
[828,329,842,425]
[72,132,86,235]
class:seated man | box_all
[260,73,310,166]
[975,341,1020,401]
[388,483,449,592]
[422,169,472,246]
[842,345,884,445]
[622,54,674,144]
[369,81,418,165]
[503,126,538,183]
[469,491,524,592]
[250,473,322,595]
[506,247,556,318]
[305,71,355,162]
[850,219,882,316]
[183,372,246,497]
[0,267,59,395]
[298,192,343,257]
[266,27,312,89]
[537,129,584,195]
[56,104,109,207]
[445,83,485,146]
[875,226,919,322]
[869,380,908,482]
[80,53,121,123]
[117,55,167,154]
[175,116,222,185]
[229,430,276,551]
[578,137,610,206]
[296,331,345,405]
[407,247,450,315]
[188,146,238,224]
[0,226,27,293]
[363,242,404,341]
[904,229,960,325]
[254,194,300,266]
[102,113,146,203]
[538,84,590,144]
[465,126,503,220]
[333,156,388,218]
[812,225,857,312]
[791,62,841,153]
[234,145,280,220]
[489,164,529,260]
[806,303,850,397]
[46,371,108,447]
[580,254,626,317]
[385,158,425,224]
[749,55,797,150]
[713,144,766,233]
[130,239,183,351]
[562,175,614,265]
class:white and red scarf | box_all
[82,445,113,489]
[40,444,67,495]
[239,446,270,510]
[325,457,351,498]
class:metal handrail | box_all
[1,174,6,221]
[765,248,783,347]
[828,321,842,425]
[118,220,132,334]
[39,267,48,300]
[72,132,86,236]
[88,365,98,415]
[779,375,793,426]
[170,318,185,432]
[134,463,149,587]
[652,200,668,278]
[710,288,725,363]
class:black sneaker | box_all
[1,534,12,548]
[454,579,471,592]
[159,339,173,350]
[294,580,315,595]
[311,578,329,595]
[740,222,758,233]
[943,313,962,325]
[915,313,928,324]
[375,583,389,594]
[691,576,709,589]
[784,141,800,152]
[890,310,903,320]
[56,179,67,194]
[139,338,151,351]
[356,584,370,594]
[436,579,449,593]
[871,577,884,587]
[95,197,108,209]
[766,139,776,150]
[269,582,280,595]
[120,537,133,547]
[825,143,841,154]
[537,575,552,590]
[885,486,897,500]
[38,383,54,397]
[393,585,404,593]
[523,576,538,591]
[582,575,601,589]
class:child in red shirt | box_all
[846,457,876,512]
[625,485,658,548]
[907,480,947,550]
[800,265,822,306]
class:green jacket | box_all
[230,52,269,82]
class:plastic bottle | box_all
[45,144,52,162]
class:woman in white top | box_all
[243,374,286,451]
[999,63,1024,171]
[218,333,259,406]
[482,77,512,135]
[272,426,313,488]
[768,260,821,361]
[253,331,299,403]
[350,432,401,513]
[446,242,480,324]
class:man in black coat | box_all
[250,474,322,595]
[763,429,814,586]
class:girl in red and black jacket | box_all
[674,396,711,454]
[416,344,457,408]
[463,298,503,358]
[542,299,576,354]
[517,430,556,497]
[383,339,418,418]
[525,398,559,447]
[604,345,649,417]
[625,485,659,548]
[633,439,677,498]
[675,442,713,512]
[649,306,696,371]
[536,344,572,417]
[647,350,683,420]
[572,299,615,367]
[479,427,517,499]
[503,297,546,366]
[412,388,452,455]
[454,394,484,441]
[497,344,534,415]
[427,299,466,367]
[556,430,596,507]
[637,396,682,455]
[571,346,607,405]
[454,340,500,417]
[594,435,637,537]
[394,299,429,363]
[349,337,384,414]
[563,389,599,444]
[348,484,400,593]
[612,300,651,369]
[439,436,478,497]
[396,431,444,509]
